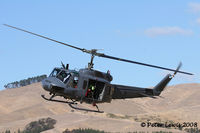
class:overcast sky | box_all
[0,1,199,90]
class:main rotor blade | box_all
[100,54,193,75]
[4,24,193,75]
[3,24,85,52]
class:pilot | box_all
[73,77,78,88]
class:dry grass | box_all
[0,83,199,132]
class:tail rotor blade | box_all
[171,62,182,78]
[174,62,182,75]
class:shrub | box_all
[23,117,56,133]
[184,128,200,133]
[63,128,107,133]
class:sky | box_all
[0,1,200,90]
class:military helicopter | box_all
[4,24,193,113]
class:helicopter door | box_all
[82,80,88,90]
[102,84,113,103]
[87,79,105,101]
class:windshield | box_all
[50,68,61,77]
[57,70,71,83]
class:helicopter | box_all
[4,24,193,113]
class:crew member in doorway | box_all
[87,83,96,99]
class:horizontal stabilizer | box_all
[139,93,157,99]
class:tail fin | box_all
[153,62,182,96]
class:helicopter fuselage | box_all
[42,67,114,104]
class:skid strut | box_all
[69,103,104,113]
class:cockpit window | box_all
[57,70,71,83]
[50,69,61,77]
[64,73,71,84]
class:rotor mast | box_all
[87,49,99,69]
[88,54,95,69]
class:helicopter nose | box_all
[41,79,52,91]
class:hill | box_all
[0,83,199,132]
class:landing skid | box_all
[68,103,104,113]
[41,95,104,113]
[41,95,76,104]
